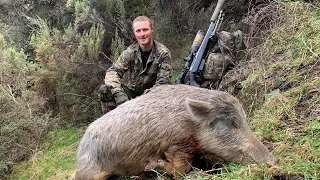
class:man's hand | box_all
[99,84,114,103]
[114,92,129,105]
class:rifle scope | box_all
[190,30,205,54]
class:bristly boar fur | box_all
[73,84,278,180]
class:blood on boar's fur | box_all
[72,84,278,180]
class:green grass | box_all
[10,127,85,180]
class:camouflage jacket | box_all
[104,40,173,96]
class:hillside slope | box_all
[10,1,320,180]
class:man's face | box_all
[133,20,153,46]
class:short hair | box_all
[132,16,153,30]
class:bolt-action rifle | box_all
[175,0,226,87]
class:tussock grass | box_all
[219,1,319,179]
[186,1,320,179]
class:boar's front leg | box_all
[145,141,197,178]
[144,152,192,178]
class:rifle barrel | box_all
[211,0,226,22]
[186,0,227,87]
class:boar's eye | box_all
[209,117,221,129]
[231,120,239,129]
[209,115,239,130]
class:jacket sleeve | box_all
[155,51,173,85]
[104,49,131,94]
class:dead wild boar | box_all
[73,84,278,180]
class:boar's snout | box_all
[242,132,279,166]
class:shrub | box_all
[0,34,50,180]
[28,17,107,125]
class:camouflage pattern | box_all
[233,30,246,61]
[104,40,173,99]
[203,53,233,82]
[203,30,246,83]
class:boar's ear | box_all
[186,98,212,123]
